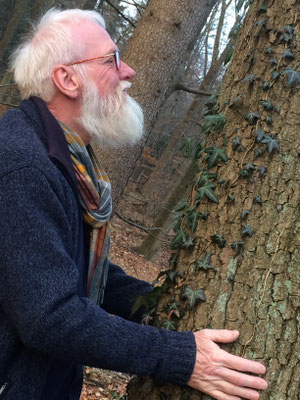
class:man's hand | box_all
[188,329,268,400]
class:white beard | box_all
[77,80,144,148]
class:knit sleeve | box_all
[0,166,196,386]
[102,262,153,322]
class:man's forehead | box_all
[72,21,116,54]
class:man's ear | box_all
[52,65,81,99]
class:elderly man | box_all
[0,8,268,400]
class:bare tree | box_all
[128,0,300,399]
[93,0,220,208]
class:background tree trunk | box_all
[94,0,219,209]
[128,0,300,398]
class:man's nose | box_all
[119,61,135,80]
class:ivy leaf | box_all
[254,195,263,205]
[181,235,194,249]
[256,19,267,27]
[130,286,161,317]
[170,228,186,250]
[264,46,273,54]
[195,252,216,271]
[141,313,153,325]
[255,129,267,142]
[261,100,273,111]
[239,163,256,179]
[161,319,178,331]
[242,74,256,84]
[274,105,281,113]
[245,162,256,171]
[211,234,226,248]
[283,67,300,85]
[196,182,219,204]
[254,148,265,159]
[205,94,218,110]
[224,48,233,65]
[261,134,280,153]
[245,112,260,125]
[174,199,187,212]
[199,210,210,220]
[272,71,280,80]
[262,81,271,90]
[186,210,201,233]
[258,166,267,176]
[265,116,272,125]
[205,145,228,169]
[230,241,244,255]
[280,26,294,43]
[232,135,243,151]
[282,48,295,60]
[260,2,268,11]
[228,23,241,39]
[203,114,226,134]
[283,25,294,35]
[181,138,193,158]
[197,171,218,186]
[241,209,250,220]
[169,252,179,268]
[228,194,235,202]
[242,225,255,237]
[269,58,278,66]
[182,287,206,308]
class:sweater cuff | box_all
[153,330,196,386]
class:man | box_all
[0,8,268,400]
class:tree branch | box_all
[0,83,17,88]
[104,0,136,28]
[115,211,170,236]
[174,83,213,97]
[0,101,18,107]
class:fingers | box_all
[217,366,268,390]
[216,377,264,400]
[199,329,240,343]
[221,350,267,375]
[209,390,241,400]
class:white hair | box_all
[10,8,106,102]
[78,80,144,147]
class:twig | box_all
[0,83,17,88]
[115,211,150,232]
[115,211,170,236]
[0,101,18,108]
[105,0,136,27]
[174,83,213,97]
[122,193,177,214]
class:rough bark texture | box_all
[94,0,219,208]
[128,0,300,399]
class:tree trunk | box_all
[135,158,197,260]
[94,0,219,209]
[135,38,234,259]
[128,0,300,399]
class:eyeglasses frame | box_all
[66,50,120,70]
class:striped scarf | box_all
[60,122,112,305]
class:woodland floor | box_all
[80,213,171,400]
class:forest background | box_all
[0,0,299,400]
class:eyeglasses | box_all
[66,50,120,70]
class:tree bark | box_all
[94,0,219,209]
[128,0,300,398]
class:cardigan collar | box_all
[21,96,77,188]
